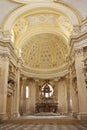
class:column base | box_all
[13,112,20,118]
[0,113,8,120]
[77,113,87,120]
[71,112,78,118]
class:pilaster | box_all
[0,53,10,120]
[13,60,21,117]
[65,75,71,114]
[21,77,27,113]
[75,48,87,120]
[29,79,36,114]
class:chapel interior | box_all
[0,0,87,124]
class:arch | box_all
[3,2,81,30]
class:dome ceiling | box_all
[2,0,81,78]
[12,9,72,74]
[21,33,68,71]
[13,12,73,43]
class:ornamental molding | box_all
[70,31,87,48]
[81,17,87,32]
[74,38,87,49]
[11,0,62,4]
[20,64,68,79]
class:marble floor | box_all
[0,115,87,130]
[0,123,87,130]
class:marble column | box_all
[75,48,87,120]
[0,53,10,120]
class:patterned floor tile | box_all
[0,123,87,130]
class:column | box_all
[75,48,87,120]
[13,60,21,117]
[29,79,36,114]
[16,68,20,117]
[21,77,26,113]
[69,65,73,113]
[0,53,10,120]
[65,75,71,114]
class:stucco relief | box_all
[13,13,73,41]
[58,15,73,36]
[13,18,28,38]
[28,14,57,25]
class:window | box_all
[41,82,54,98]
[26,86,29,98]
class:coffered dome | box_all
[3,1,81,78]
[21,33,68,71]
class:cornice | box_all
[70,31,87,46]
[0,40,19,67]
[20,64,68,79]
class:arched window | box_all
[41,82,54,98]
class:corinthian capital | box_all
[73,25,81,35]
[0,52,10,61]
[0,29,13,42]
[74,48,83,57]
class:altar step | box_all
[4,116,87,125]
[34,112,60,116]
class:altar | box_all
[35,81,58,113]
[35,102,58,113]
